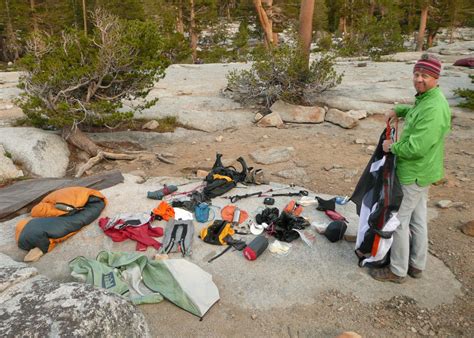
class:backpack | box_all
[160,219,194,256]
[199,220,235,245]
[203,154,249,199]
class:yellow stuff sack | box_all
[199,220,235,245]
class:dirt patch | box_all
[76,113,473,336]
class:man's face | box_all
[413,71,438,94]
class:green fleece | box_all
[391,87,451,186]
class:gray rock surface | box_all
[1,54,472,132]
[270,100,325,123]
[0,176,462,310]
[325,108,359,129]
[273,167,309,182]
[250,146,295,164]
[0,145,23,180]
[427,40,474,55]
[129,63,255,132]
[308,59,472,112]
[0,253,149,337]
[0,127,69,178]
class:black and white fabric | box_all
[350,129,403,267]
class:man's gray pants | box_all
[390,183,429,277]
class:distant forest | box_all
[1,0,473,63]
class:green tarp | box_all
[70,251,220,317]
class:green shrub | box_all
[454,75,474,110]
[226,44,342,109]
[339,15,404,59]
[16,9,169,130]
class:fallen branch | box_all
[156,153,175,165]
[75,151,135,177]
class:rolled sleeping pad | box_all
[243,235,268,261]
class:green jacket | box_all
[391,87,451,186]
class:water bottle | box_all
[147,184,178,200]
[335,196,349,205]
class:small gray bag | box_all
[160,219,194,256]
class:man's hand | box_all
[383,140,393,153]
[385,110,398,123]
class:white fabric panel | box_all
[369,156,386,173]
[164,259,220,316]
[173,208,194,221]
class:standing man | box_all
[370,54,451,283]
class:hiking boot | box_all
[408,265,423,279]
[369,267,406,284]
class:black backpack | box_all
[203,154,249,199]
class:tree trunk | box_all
[176,0,184,34]
[338,16,346,35]
[82,0,88,35]
[62,126,100,157]
[264,0,274,46]
[4,0,19,61]
[427,30,437,48]
[189,0,198,62]
[61,125,136,177]
[368,0,375,16]
[253,0,274,47]
[30,0,38,34]
[298,0,315,66]
[416,6,428,52]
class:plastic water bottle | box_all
[335,196,349,205]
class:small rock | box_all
[325,108,359,129]
[254,113,263,121]
[357,62,367,67]
[274,168,308,181]
[215,135,223,142]
[436,200,452,209]
[129,170,146,184]
[262,134,269,139]
[354,138,366,144]
[411,327,417,333]
[366,145,376,152]
[256,112,284,128]
[251,314,257,320]
[270,100,325,124]
[196,169,208,178]
[206,158,211,161]
[7,61,13,67]
[429,330,436,336]
[142,120,160,130]
[192,140,197,145]
[336,332,362,338]
[249,146,294,165]
[347,110,368,120]
[460,220,474,237]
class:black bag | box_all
[203,154,249,199]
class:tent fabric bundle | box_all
[69,251,220,318]
[350,128,403,267]
[15,187,107,253]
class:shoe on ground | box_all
[408,265,423,279]
[24,247,44,262]
[369,267,406,284]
